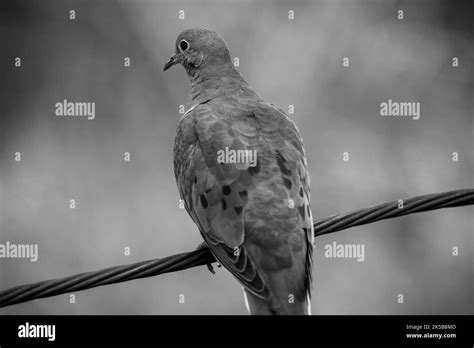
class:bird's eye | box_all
[179,40,189,51]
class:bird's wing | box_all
[173,102,273,303]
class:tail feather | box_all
[243,288,311,315]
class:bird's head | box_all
[163,28,233,74]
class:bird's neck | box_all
[187,63,253,104]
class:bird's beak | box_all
[163,54,178,71]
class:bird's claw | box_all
[207,262,222,274]
[196,242,221,275]
[206,263,216,274]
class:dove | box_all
[164,28,314,315]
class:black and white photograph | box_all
[0,0,473,345]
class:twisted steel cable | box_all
[0,189,472,308]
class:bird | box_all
[164,28,314,315]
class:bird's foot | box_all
[196,242,221,274]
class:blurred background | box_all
[0,0,472,315]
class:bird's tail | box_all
[243,288,311,315]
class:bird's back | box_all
[173,94,314,314]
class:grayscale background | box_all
[0,0,473,315]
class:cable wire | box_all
[0,189,472,308]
